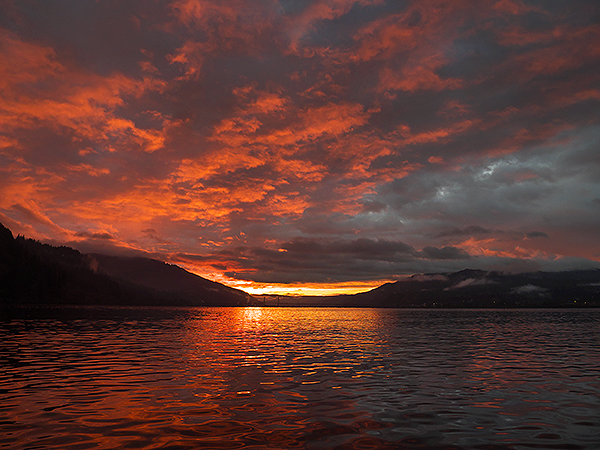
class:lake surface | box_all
[1,307,599,450]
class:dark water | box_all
[1,307,599,450]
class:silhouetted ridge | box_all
[89,253,251,306]
[0,222,252,306]
[336,268,600,307]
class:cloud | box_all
[74,230,116,240]
[526,231,549,239]
[511,284,548,295]
[437,226,492,237]
[0,0,599,293]
[408,274,449,282]
[360,201,387,213]
[421,246,471,260]
[0,28,62,92]
[0,28,171,163]
[284,0,382,52]
[168,0,285,78]
[10,203,70,236]
[447,277,497,290]
[378,60,462,93]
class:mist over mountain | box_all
[311,269,600,308]
[0,222,252,306]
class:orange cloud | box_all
[0,28,62,92]
[212,96,372,148]
[349,15,417,62]
[285,0,382,52]
[491,24,600,82]
[492,0,541,16]
[275,159,327,183]
[0,29,169,156]
[320,2,472,93]
[167,39,214,79]
[168,0,283,78]
[378,57,462,93]
[454,236,558,261]
[292,102,372,142]
[1,73,166,150]
[10,202,71,236]
[64,164,111,177]
[397,120,477,145]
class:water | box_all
[1,306,599,450]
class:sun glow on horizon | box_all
[236,281,389,297]
[176,262,390,296]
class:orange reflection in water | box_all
[175,307,395,447]
[236,306,264,331]
[183,307,389,373]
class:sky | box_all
[1,0,600,295]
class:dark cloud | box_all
[74,231,115,240]
[437,226,492,237]
[282,237,416,260]
[526,231,549,239]
[360,201,387,213]
[420,246,471,260]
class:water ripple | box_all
[1,306,599,449]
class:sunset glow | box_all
[1,0,599,295]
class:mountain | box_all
[88,253,252,306]
[0,222,253,306]
[334,269,600,308]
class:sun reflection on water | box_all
[236,306,264,330]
